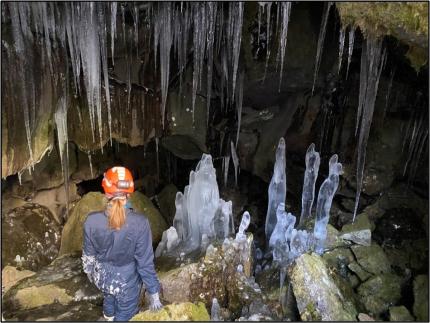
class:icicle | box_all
[346,26,355,80]
[88,152,94,178]
[231,2,244,102]
[231,141,240,187]
[133,4,139,58]
[353,35,387,222]
[224,156,230,187]
[156,137,160,183]
[206,2,217,126]
[338,25,346,74]
[54,97,68,175]
[277,2,292,92]
[235,72,244,148]
[257,3,263,44]
[18,171,23,186]
[263,2,273,82]
[381,66,396,125]
[111,2,117,66]
[311,2,333,96]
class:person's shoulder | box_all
[84,211,106,226]
[127,209,149,226]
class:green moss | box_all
[303,302,322,321]
[336,2,428,70]
[130,302,210,321]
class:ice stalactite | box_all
[155,137,160,183]
[265,137,287,244]
[346,26,355,80]
[88,152,94,179]
[231,141,240,187]
[206,2,217,126]
[277,2,292,92]
[353,35,387,222]
[299,143,321,227]
[338,25,346,74]
[263,2,273,82]
[230,2,244,102]
[157,2,173,128]
[223,156,230,187]
[191,3,207,124]
[235,72,244,148]
[110,3,117,66]
[381,66,396,125]
[311,2,333,96]
[313,154,342,254]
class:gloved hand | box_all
[149,292,163,312]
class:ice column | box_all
[299,143,320,227]
[265,137,287,244]
[313,155,342,254]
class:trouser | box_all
[103,283,143,321]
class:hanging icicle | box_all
[277,2,292,92]
[346,26,356,80]
[338,25,346,74]
[311,2,333,96]
[353,35,387,222]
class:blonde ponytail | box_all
[107,199,126,230]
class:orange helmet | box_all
[102,166,135,196]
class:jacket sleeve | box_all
[82,219,97,280]
[134,218,160,295]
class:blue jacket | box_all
[82,207,160,300]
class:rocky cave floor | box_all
[1,167,429,322]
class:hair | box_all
[107,198,126,230]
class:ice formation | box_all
[299,143,320,227]
[231,141,240,187]
[313,155,342,254]
[235,211,251,242]
[353,35,387,222]
[211,298,220,321]
[223,156,230,187]
[277,2,292,91]
[338,26,346,74]
[265,137,287,243]
[346,26,356,80]
[311,2,333,95]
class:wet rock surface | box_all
[1,203,61,271]
[2,254,102,319]
[413,275,429,321]
[388,305,414,321]
[131,302,210,321]
[351,244,392,275]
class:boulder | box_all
[351,244,391,275]
[1,204,61,271]
[347,262,372,282]
[357,273,402,317]
[59,191,167,255]
[2,266,35,294]
[159,263,199,304]
[2,254,102,318]
[130,302,209,321]
[389,306,414,321]
[156,184,179,225]
[340,214,373,246]
[358,313,376,321]
[290,253,357,321]
[413,275,429,321]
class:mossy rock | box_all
[290,253,357,321]
[130,302,210,321]
[357,273,402,317]
[413,275,429,321]
[389,305,414,321]
[351,243,391,275]
[59,191,167,255]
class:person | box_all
[82,166,163,321]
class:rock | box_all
[1,204,62,271]
[357,273,402,317]
[358,313,376,321]
[348,262,372,282]
[389,306,414,321]
[290,253,357,321]
[2,254,102,318]
[156,184,178,225]
[237,130,259,171]
[59,191,167,255]
[413,275,429,321]
[2,266,35,294]
[383,239,428,272]
[340,230,371,246]
[159,263,199,304]
[322,248,355,275]
[130,302,210,321]
[340,214,374,246]
[351,244,391,275]
[161,135,206,160]
[324,224,352,250]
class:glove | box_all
[149,292,163,312]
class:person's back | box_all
[82,166,162,321]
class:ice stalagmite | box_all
[173,192,188,241]
[311,1,333,96]
[187,154,220,251]
[231,141,240,187]
[277,2,292,92]
[353,35,387,222]
[265,138,287,244]
[346,26,355,80]
[235,211,251,242]
[338,25,346,74]
[313,155,342,254]
[211,298,220,321]
[299,143,320,227]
